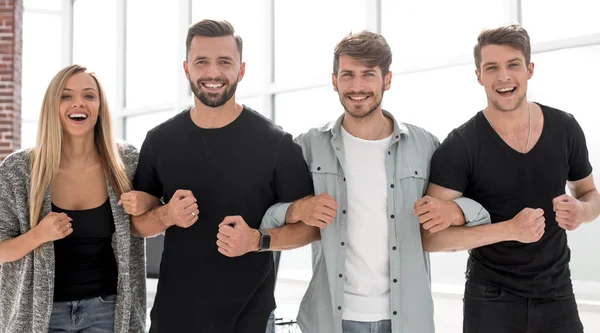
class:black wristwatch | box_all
[257,229,271,252]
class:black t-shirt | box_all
[134,106,314,331]
[52,198,118,301]
[429,103,592,298]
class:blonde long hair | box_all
[29,64,132,229]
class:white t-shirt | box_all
[341,126,392,322]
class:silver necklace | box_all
[525,103,532,151]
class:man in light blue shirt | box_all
[224,31,490,333]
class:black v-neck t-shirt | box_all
[430,103,592,298]
[134,106,313,331]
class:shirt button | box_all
[390,214,395,219]
[339,274,343,278]
[343,177,346,181]
[414,170,418,175]
[317,166,321,171]
[393,279,398,283]
[393,311,398,315]
[395,135,399,139]
[388,151,391,155]
[336,147,340,151]
[392,246,397,250]
[390,184,394,188]
[343,210,347,214]
[338,306,342,310]
[341,242,345,246]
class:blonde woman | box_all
[0,65,156,333]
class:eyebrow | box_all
[482,58,524,67]
[193,56,235,62]
[63,88,98,92]
[340,69,377,74]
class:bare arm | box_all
[553,174,600,230]
[130,205,171,237]
[0,231,44,264]
[0,212,72,264]
[421,183,545,252]
[130,189,199,237]
[266,222,321,251]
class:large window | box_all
[382,0,509,71]
[21,2,66,148]
[126,0,179,109]
[274,0,371,86]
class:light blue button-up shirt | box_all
[261,111,490,333]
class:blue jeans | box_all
[265,310,275,333]
[342,319,392,333]
[49,294,116,333]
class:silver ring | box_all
[191,212,196,217]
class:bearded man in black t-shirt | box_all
[419,24,600,333]
[129,19,315,333]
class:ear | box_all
[527,62,535,79]
[237,62,246,82]
[475,69,483,86]
[183,60,190,80]
[332,73,338,92]
[384,71,392,91]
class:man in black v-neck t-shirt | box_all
[421,24,600,333]
[130,20,313,333]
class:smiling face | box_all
[476,44,534,112]
[332,55,392,119]
[58,72,100,138]
[183,35,245,108]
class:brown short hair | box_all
[186,19,243,61]
[333,31,392,76]
[474,23,531,71]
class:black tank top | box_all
[51,198,118,301]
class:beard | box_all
[189,77,238,108]
[338,83,385,119]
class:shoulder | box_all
[538,103,576,123]
[0,149,32,181]
[116,141,139,170]
[295,122,335,147]
[146,109,190,139]
[402,122,439,147]
[242,106,287,138]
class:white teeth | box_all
[68,113,88,119]
[497,87,515,92]
[204,83,224,88]
[349,96,368,101]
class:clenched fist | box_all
[288,193,338,228]
[216,216,259,257]
[119,190,160,216]
[32,212,73,243]
[509,208,545,243]
[167,189,199,228]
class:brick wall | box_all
[0,0,22,162]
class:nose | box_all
[71,95,84,107]
[350,76,365,91]
[497,67,511,82]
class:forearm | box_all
[579,190,600,223]
[130,205,171,237]
[0,231,44,264]
[422,220,515,252]
[266,222,320,251]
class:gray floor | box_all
[146,278,600,332]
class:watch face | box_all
[260,233,271,251]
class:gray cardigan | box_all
[0,143,146,333]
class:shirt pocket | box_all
[397,167,427,213]
[310,162,342,193]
